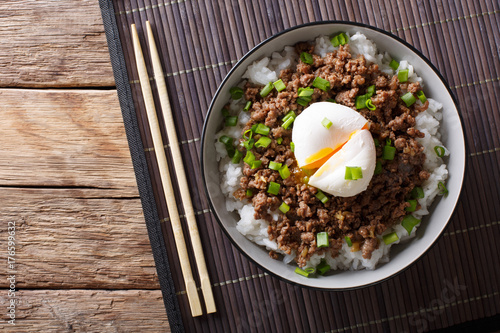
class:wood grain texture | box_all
[0,88,137,193]
[0,187,159,289]
[0,290,170,331]
[0,0,114,88]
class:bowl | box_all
[201,21,466,289]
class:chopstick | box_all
[131,23,203,317]
[145,21,216,314]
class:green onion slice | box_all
[243,129,253,140]
[231,150,242,164]
[269,161,282,170]
[434,146,446,157]
[345,166,363,180]
[260,82,274,98]
[374,160,383,175]
[365,99,376,111]
[405,199,418,212]
[250,160,262,169]
[315,190,329,204]
[279,165,290,179]
[219,135,232,146]
[312,77,330,92]
[382,145,396,160]
[244,100,252,111]
[383,232,399,245]
[401,215,421,235]
[331,32,349,47]
[273,79,286,92]
[344,236,353,247]
[242,139,254,150]
[282,116,295,130]
[401,92,417,107]
[389,59,399,71]
[255,136,272,148]
[298,87,314,97]
[290,142,295,152]
[279,202,290,214]
[267,181,281,195]
[316,232,329,248]
[416,91,427,103]
[230,86,244,100]
[254,123,270,136]
[374,138,380,147]
[355,94,368,109]
[225,116,238,127]
[297,97,310,107]
[276,137,283,145]
[282,110,296,122]
[300,52,313,65]
[366,85,376,97]
[316,260,331,275]
[398,69,409,83]
[246,189,253,197]
[295,267,312,278]
[243,151,255,164]
[438,182,448,197]
[411,186,425,199]
[321,117,333,129]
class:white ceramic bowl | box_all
[201,22,466,289]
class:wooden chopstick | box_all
[130,23,203,317]
[145,21,216,314]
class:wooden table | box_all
[0,1,170,331]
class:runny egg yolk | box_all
[292,102,376,197]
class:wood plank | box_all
[0,0,114,87]
[0,88,137,194]
[0,289,170,331]
[0,187,160,289]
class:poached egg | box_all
[292,102,376,197]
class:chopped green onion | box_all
[297,97,310,107]
[300,51,314,65]
[312,77,330,92]
[355,94,368,109]
[316,260,330,275]
[254,123,270,136]
[416,90,427,103]
[331,32,349,47]
[345,166,363,180]
[315,190,329,204]
[401,92,417,107]
[283,110,296,122]
[301,168,313,177]
[243,151,255,164]
[382,145,396,160]
[267,181,280,195]
[438,182,448,197]
[365,99,376,111]
[290,142,295,152]
[225,116,238,127]
[374,160,383,175]
[231,150,242,164]
[279,165,290,179]
[230,86,244,100]
[295,267,313,277]
[221,108,230,117]
[243,129,253,140]
[244,100,252,111]
[242,139,254,150]
[434,146,446,157]
[326,98,336,103]
[246,189,253,197]
[276,137,283,145]
[279,202,290,214]
[250,160,262,169]
[389,59,399,71]
[405,199,418,212]
[411,186,425,199]
[398,69,409,83]
[374,138,380,147]
[386,138,391,146]
[255,136,272,148]
[383,232,399,245]
[251,124,257,132]
[219,135,232,146]
[344,236,353,247]
[298,87,314,97]
[282,116,295,129]
[260,82,274,98]
[273,79,286,92]
[269,161,282,170]
[316,232,329,248]
[321,117,333,129]
[401,215,421,235]
[366,85,376,97]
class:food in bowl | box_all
[214,31,449,276]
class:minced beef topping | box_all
[230,43,429,267]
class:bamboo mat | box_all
[99,0,500,332]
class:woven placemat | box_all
[100,1,500,332]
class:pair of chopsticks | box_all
[131,21,215,317]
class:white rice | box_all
[216,32,448,271]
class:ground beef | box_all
[229,44,429,266]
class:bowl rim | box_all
[201,20,467,290]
